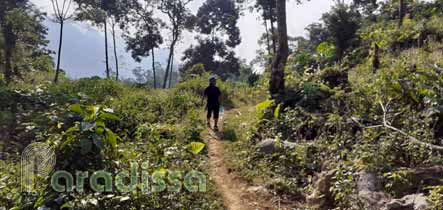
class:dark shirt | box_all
[204,85,221,107]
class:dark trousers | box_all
[207,104,220,120]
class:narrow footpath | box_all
[206,110,299,210]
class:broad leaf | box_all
[68,104,83,115]
[99,112,120,121]
[105,129,118,148]
[188,142,205,155]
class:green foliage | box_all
[255,99,274,119]
[61,104,120,150]
[0,73,224,209]
[383,169,411,197]
[182,63,206,80]
[51,78,125,103]
[427,185,443,210]
[316,41,337,61]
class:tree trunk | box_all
[269,0,289,97]
[163,34,177,89]
[398,0,405,27]
[270,18,277,54]
[54,21,64,83]
[168,52,174,88]
[112,23,119,81]
[268,2,277,54]
[372,43,380,73]
[151,48,157,89]
[104,18,110,79]
[264,17,272,60]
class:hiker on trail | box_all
[204,75,222,131]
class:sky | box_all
[30,0,347,79]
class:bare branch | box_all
[377,101,443,151]
[51,0,74,22]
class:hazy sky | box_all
[30,0,346,78]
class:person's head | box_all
[209,75,217,86]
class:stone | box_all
[307,169,337,209]
[385,194,428,210]
[257,138,278,155]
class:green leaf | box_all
[60,201,71,209]
[61,135,76,149]
[188,142,205,155]
[274,104,281,119]
[256,99,274,111]
[95,126,104,135]
[155,168,167,176]
[68,104,83,115]
[65,126,79,134]
[99,112,120,121]
[105,129,118,148]
[96,120,105,127]
[80,139,92,155]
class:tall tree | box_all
[0,0,50,84]
[122,0,163,88]
[159,0,193,88]
[74,0,110,78]
[254,0,277,54]
[0,0,27,84]
[74,0,132,79]
[110,17,119,80]
[398,0,405,27]
[322,2,360,60]
[151,48,157,88]
[269,0,289,97]
[181,0,241,79]
[50,0,74,83]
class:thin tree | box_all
[151,48,157,88]
[103,9,110,78]
[50,0,73,83]
[111,17,119,80]
[122,0,163,88]
[159,0,192,89]
[269,0,289,97]
[398,0,405,27]
[74,0,126,79]
[168,52,174,88]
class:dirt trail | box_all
[206,111,298,210]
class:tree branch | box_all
[376,101,443,151]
